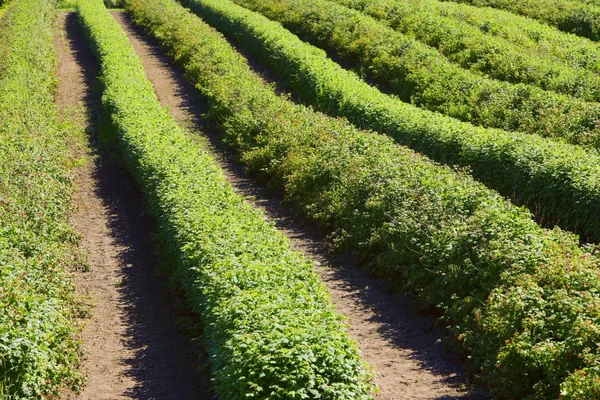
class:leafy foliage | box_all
[0,0,84,398]
[76,0,373,397]
[445,0,600,42]
[230,0,600,144]
[127,0,600,397]
[331,0,600,102]
[184,0,600,246]
[102,0,122,8]
[341,0,600,76]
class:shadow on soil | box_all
[64,12,213,400]
[115,11,489,400]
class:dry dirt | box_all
[55,12,211,400]
[111,12,488,400]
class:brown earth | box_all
[111,11,488,400]
[55,12,212,400]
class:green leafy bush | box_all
[0,0,84,398]
[184,0,600,245]
[331,0,600,102]
[102,0,122,8]
[127,0,600,397]
[381,0,600,78]
[341,0,600,76]
[444,0,600,42]
[76,0,373,397]
[230,0,600,144]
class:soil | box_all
[111,11,488,400]
[55,12,212,400]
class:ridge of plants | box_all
[185,0,600,244]
[127,0,600,396]
[0,0,85,397]
[230,0,600,145]
[76,0,374,397]
[330,0,600,102]
[442,0,600,42]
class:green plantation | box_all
[0,0,83,397]
[180,0,600,244]
[77,0,372,396]
[333,0,600,102]
[445,0,600,41]
[4,0,600,398]
[226,0,600,144]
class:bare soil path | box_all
[112,12,488,400]
[55,12,211,400]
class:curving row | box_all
[443,0,600,42]
[124,0,600,397]
[179,0,600,245]
[330,0,600,103]
[76,0,374,398]
[0,0,84,397]
[229,0,600,145]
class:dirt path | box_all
[112,12,487,400]
[55,12,211,400]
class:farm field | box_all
[2,0,600,399]
[224,0,600,144]
[442,0,600,41]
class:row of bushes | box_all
[230,0,600,144]
[184,0,600,244]
[76,0,373,398]
[419,0,600,76]
[128,0,600,396]
[0,0,84,398]
[446,0,600,42]
[330,0,600,102]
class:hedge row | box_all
[128,0,600,397]
[419,0,600,76]
[230,0,600,144]
[445,0,600,42]
[330,0,600,102]
[75,0,373,398]
[184,0,600,244]
[0,0,84,398]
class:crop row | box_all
[183,0,600,244]
[75,0,373,398]
[330,0,600,102]
[411,0,600,76]
[230,0,600,144]
[128,0,600,396]
[445,0,600,42]
[0,0,84,398]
